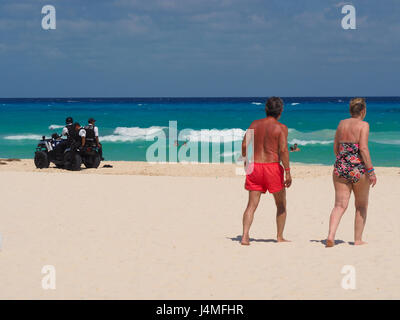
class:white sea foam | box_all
[4,134,42,140]
[287,128,335,145]
[370,131,400,145]
[291,103,300,106]
[49,124,63,130]
[4,127,396,149]
[251,102,262,105]
[101,126,166,142]
[220,151,241,157]
[289,138,333,146]
[180,128,246,143]
[370,139,400,145]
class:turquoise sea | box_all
[0,97,399,166]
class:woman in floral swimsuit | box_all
[326,98,377,248]
[334,142,366,183]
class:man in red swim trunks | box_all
[241,97,292,245]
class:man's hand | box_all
[284,171,292,188]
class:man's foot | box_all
[277,237,291,243]
[354,240,367,246]
[326,239,335,247]
[240,235,250,245]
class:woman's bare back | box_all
[336,118,367,143]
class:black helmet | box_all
[88,117,96,124]
[66,117,73,125]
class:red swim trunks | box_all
[245,162,284,194]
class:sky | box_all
[0,0,399,97]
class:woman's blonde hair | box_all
[349,98,366,116]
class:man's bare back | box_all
[245,117,288,163]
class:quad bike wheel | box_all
[83,153,101,169]
[64,151,82,171]
[34,151,50,169]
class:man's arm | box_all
[241,122,254,158]
[241,132,247,158]
[278,125,289,169]
[278,125,292,188]
[95,127,101,147]
[80,129,86,147]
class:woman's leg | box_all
[352,174,370,245]
[241,191,262,245]
[327,172,352,246]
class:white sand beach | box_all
[0,159,399,299]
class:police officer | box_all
[62,117,75,141]
[55,117,74,155]
[84,118,104,160]
[73,122,86,147]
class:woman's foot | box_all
[354,240,367,246]
[241,235,250,245]
[277,237,291,243]
[326,239,335,247]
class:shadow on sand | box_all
[310,239,346,246]
[228,235,277,243]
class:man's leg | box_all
[241,191,262,245]
[98,143,104,160]
[272,188,290,242]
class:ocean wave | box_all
[4,134,42,140]
[291,103,300,106]
[370,131,400,145]
[4,127,398,148]
[180,128,246,142]
[101,126,166,142]
[289,138,333,146]
[287,128,335,145]
[219,151,241,157]
[49,124,63,130]
[370,139,400,145]
[251,102,262,105]
[179,128,335,145]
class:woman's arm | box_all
[359,122,373,169]
[333,122,341,156]
[359,122,377,187]
[333,130,339,156]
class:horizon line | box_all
[1,96,400,100]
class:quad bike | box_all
[34,135,82,171]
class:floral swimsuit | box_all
[334,143,366,183]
